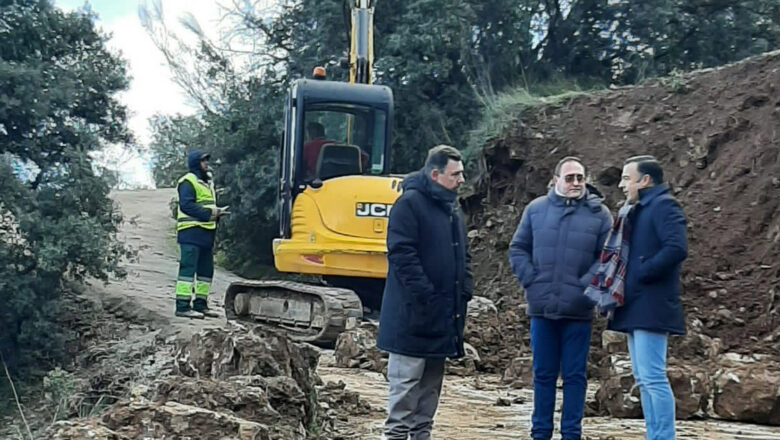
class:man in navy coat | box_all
[377,145,472,440]
[508,156,612,440]
[609,155,688,440]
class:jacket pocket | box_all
[524,282,549,308]
[522,266,538,288]
[407,294,448,337]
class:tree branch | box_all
[1,351,33,440]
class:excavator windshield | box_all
[301,103,387,181]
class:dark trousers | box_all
[175,243,214,311]
[530,317,592,440]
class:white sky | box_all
[55,0,234,188]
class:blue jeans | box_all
[530,317,591,440]
[627,330,676,440]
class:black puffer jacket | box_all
[377,170,472,358]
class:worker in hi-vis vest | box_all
[173,150,229,319]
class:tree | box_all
[147,114,204,188]
[141,0,286,272]
[146,0,779,274]
[609,0,780,83]
[0,0,132,372]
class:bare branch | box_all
[1,351,33,440]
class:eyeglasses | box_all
[563,174,584,183]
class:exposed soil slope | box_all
[466,50,780,364]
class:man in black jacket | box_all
[377,145,472,440]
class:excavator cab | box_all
[278,78,393,226]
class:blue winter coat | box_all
[177,150,216,248]
[608,184,687,335]
[377,170,473,358]
[508,186,613,320]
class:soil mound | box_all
[462,50,780,422]
[46,324,374,439]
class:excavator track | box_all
[224,280,363,345]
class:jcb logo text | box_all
[355,202,392,218]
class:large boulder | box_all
[102,401,270,440]
[172,324,320,429]
[333,322,387,373]
[48,421,125,440]
[46,325,371,440]
[593,354,642,418]
[464,295,529,373]
[50,390,274,440]
[667,363,711,419]
[594,356,711,420]
[152,376,307,436]
[712,355,780,425]
[601,330,628,354]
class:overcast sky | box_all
[54,0,232,188]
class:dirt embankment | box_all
[457,49,780,422]
[466,49,780,360]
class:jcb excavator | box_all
[224,0,400,344]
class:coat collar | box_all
[548,188,584,207]
[547,184,604,211]
[637,183,669,206]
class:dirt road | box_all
[100,188,780,439]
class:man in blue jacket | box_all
[508,156,612,440]
[377,145,472,440]
[174,150,228,319]
[609,156,687,440]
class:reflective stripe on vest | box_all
[177,173,216,231]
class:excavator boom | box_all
[349,0,375,84]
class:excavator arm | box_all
[349,0,376,85]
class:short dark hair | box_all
[625,155,663,184]
[425,145,462,172]
[554,156,586,176]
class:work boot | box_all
[193,297,220,318]
[176,309,205,319]
[175,298,204,319]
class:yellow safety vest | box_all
[176,173,216,231]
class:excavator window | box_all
[301,103,386,182]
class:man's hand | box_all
[209,206,230,221]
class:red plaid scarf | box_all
[584,203,633,317]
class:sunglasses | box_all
[563,174,584,183]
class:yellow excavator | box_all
[224,0,400,344]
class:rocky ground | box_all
[2,51,780,439]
